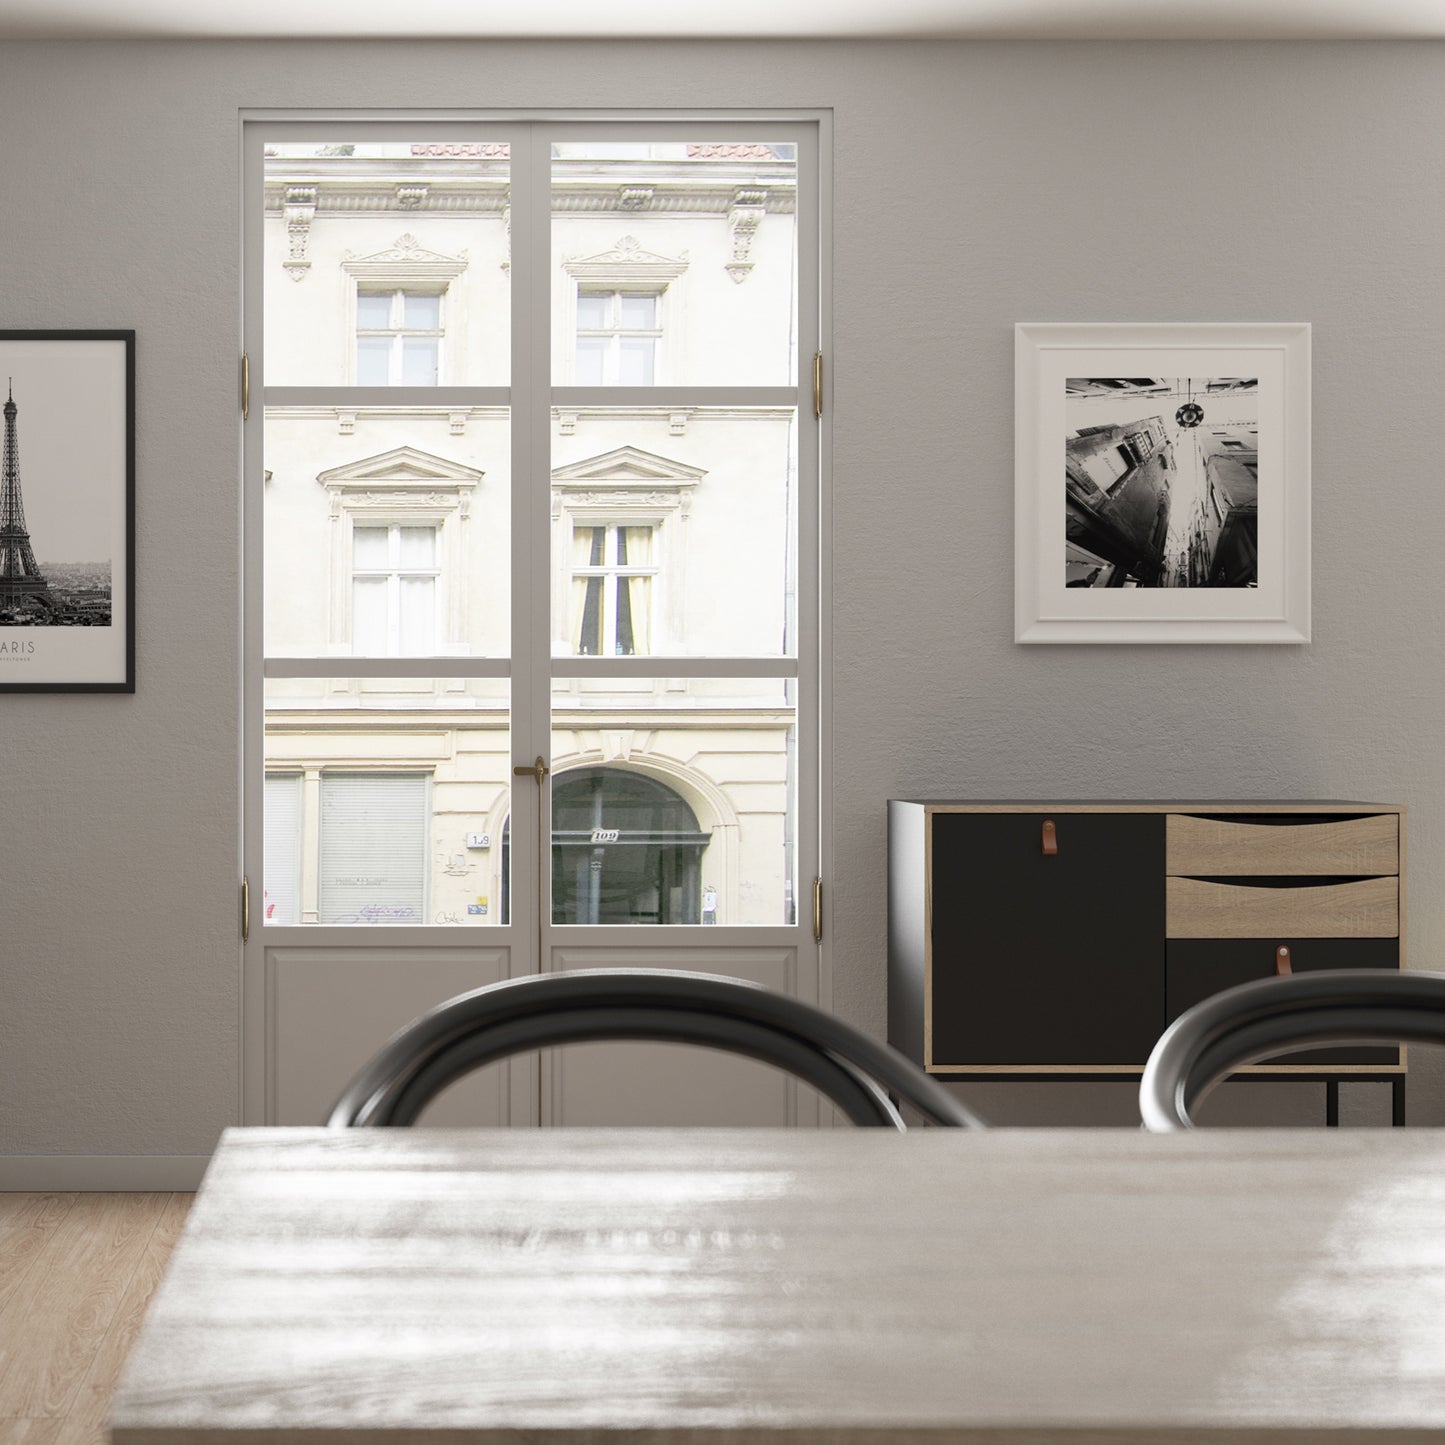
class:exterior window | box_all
[571,523,656,655]
[575,290,660,385]
[356,288,443,385]
[317,773,429,925]
[352,524,439,655]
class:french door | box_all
[242,116,827,1126]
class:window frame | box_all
[574,287,665,387]
[350,520,443,657]
[569,519,661,657]
[354,285,447,386]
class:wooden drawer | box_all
[1166,876,1398,939]
[1167,938,1401,1066]
[1166,813,1398,877]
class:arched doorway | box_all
[550,768,710,925]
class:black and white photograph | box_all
[0,330,134,690]
[1064,376,1259,590]
[1015,323,1310,644]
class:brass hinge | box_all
[241,351,250,421]
[241,874,250,943]
[812,351,823,420]
[812,876,823,944]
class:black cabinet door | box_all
[1166,938,1401,1065]
[930,812,1165,1066]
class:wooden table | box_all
[112,1126,1445,1444]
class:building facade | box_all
[1064,416,1173,587]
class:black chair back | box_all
[1141,968,1437,1130]
[330,967,984,1130]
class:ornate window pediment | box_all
[562,235,689,284]
[552,446,704,519]
[553,445,704,487]
[341,233,470,283]
[319,446,483,493]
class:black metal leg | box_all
[1326,1081,1339,1127]
[1393,1077,1406,1127]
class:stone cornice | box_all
[264,176,795,218]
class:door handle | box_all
[1042,819,1057,856]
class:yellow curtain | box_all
[622,528,652,654]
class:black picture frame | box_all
[0,329,135,692]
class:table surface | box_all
[112,1126,1445,1444]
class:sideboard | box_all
[887,801,1407,1123]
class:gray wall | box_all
[0,39,1438,1160]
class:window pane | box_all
[263,774,302,925]
[575,337,606,386]
[617,338,655,387]
[351,577,387,654]
[355,292,393,328]
[550,678,796,925]
[355,337,391,386]
[614,574,646,654]
[619,294,656,329]
[576,575,603,655]
[352,526,390,568]
[264,141,509,386]
[403,292,441,329]
[264,406,510,658]
[621,526,652,565]
[552,407,796,658]
[576,293,609,329]
[401,337,438,386]
[265,677,511,926]
[398,575,436,653]
[552,141,797,386]
[399,526,436,567]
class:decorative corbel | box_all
[283,186,318,282]
[726,188,767,284]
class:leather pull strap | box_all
[1275,945,1292,976]
[1041,819,1058,856]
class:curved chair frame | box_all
[329,967,983,1130]
[1141,969,1441,1131]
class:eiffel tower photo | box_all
[0,381,56,616]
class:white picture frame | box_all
[1015,322,1310,644]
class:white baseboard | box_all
[0,1155,211,1191]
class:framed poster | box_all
[0,330,134,690]
[1015,322,1310,643]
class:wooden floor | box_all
[0,1194,191,1445]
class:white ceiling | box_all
[6,0,1445,39]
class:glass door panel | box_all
[263,406,510,658]
[263,676,511,927]
[550,408,798,659]
[263,140,511,388]
[549,678,797,927]
[551,140,798,387]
